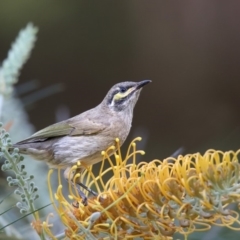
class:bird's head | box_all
[102,80,151,113]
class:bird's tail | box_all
[0,145,20,154]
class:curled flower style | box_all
[45,138,240,240]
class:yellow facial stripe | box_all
[113,87,134,101]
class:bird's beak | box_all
[125,80,151,96]
[135,80,152,90]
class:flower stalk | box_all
[0,124,39,219]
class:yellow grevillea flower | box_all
[45,138,240,240]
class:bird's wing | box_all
[16,115,107,144]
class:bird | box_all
[13,80,151,183]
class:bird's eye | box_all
[119,87,127,93]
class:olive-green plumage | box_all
[14,80,151,173]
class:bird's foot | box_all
[69,181,88,206]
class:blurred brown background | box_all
[1,0,240,161]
